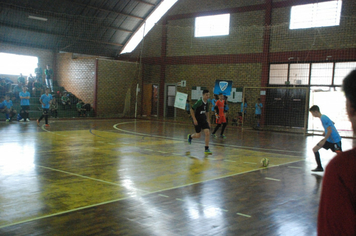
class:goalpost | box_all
[242,86,310,134]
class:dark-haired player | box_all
[309,105,342,172]
[187,89,212,155]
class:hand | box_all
[193,118,198,125]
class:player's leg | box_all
[203,128,212,154]
[311,140,326,171]
[220,116,227,138]
[187,124,201,144]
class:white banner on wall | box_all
[174,92,188,110]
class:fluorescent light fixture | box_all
[28,15,48,21]
[120,0,178,54]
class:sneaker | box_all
[212,134,217,138]
[19,118,24,122]
[220,135,226,139]
[204,149,213,155]
[6,119,10,122]
[37,119,40,126]
[45,124,50,127]
[311,167,324,172]
[26,118,30,122]
[187,134,192,145]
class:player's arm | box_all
[190,107,198,125]
[319,126,332,146]
[214,105,219,118]
[39,97,45,106]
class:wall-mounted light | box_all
[28,15,48,21]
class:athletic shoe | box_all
[45,124,50,127]
[220,135,226,139]
[26,118,30,122]
[311,167,324,172]
[187,134,192,145]
[37,119,40,126]
[212,134,217,138]
[204,149,213,155]
[19,118,24,122]
[6,119,10,122]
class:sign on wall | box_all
[213,80,233,96]
[174,92,188,110]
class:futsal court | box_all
[0,118,353,235]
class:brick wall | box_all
[56,53,96,106]
[97,59,139,117]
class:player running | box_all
[187,89,212,155]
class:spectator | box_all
[0,96,6,119]
[19,86,31,122]
[61,92,71,110]
[50,96,58,118]
[27,74,35,92]
[12,83,23,102]
[0,79,7,96]
[35,63,43,82]
[45,65,54,92]
[32,78,43,97]
[76,100,86,117]
[17,73,26,86]
[3,94,17,122]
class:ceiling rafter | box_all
[0,2,133,34]
[0,21,123,47]
[67,0,144,21]
[133,0,156,7]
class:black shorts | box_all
[21,105,30,111]
[255,114,261,119]
[322,141,342,152]
[194,119,210,133]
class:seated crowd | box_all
[0,74,91,121]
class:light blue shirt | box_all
[210,99,217,111]
[255,103,263,115]
[3,100,13,109]
[321,115,341,143]
[40,94,53,109]
[19,91,31,106]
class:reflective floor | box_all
[0,119,353,235]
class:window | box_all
[290,0,342,29]
[310,63,333,85]
[334,62,356,85]
[269,64,288,85]
[0,53,38,76]
[194,14,230,37]
[290,64,310,85]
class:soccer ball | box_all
[261,158,269,167]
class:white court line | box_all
[41,124,67,136]
[0,196,132,230]
[236,213,252,218]
[265,177,281,182]
[176,198,185,202]
[113,122,302,155]
[158,151,169,154]
[38,165,149,194]
[158,194,169,198]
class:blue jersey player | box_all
[309,105,342,172]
